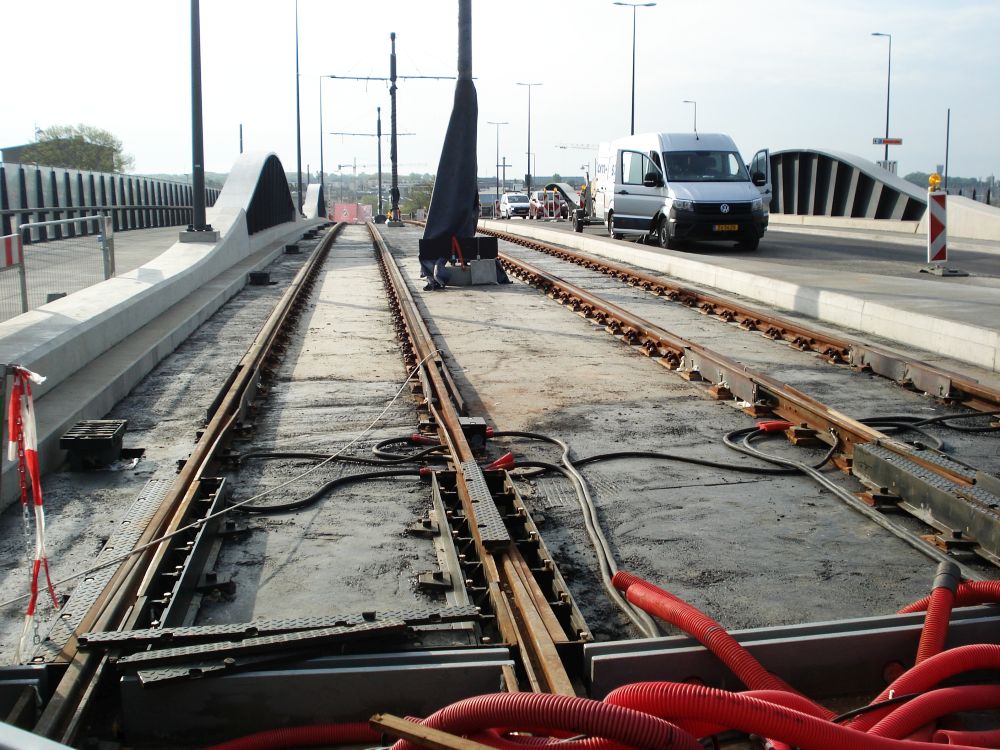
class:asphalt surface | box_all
[523,217,1000,281]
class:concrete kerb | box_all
[0,215,326,511]
[479,219,1000,374]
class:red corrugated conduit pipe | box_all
[603,682,991,750]
[934,727,1000,746]
[899,580,1000,614]
[387,692,702,750]
[849,644,1000,732]
[914,562,962,665]
[866,685,1000,739]
[611,571,831,716]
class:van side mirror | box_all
[643,172,664,188]
[751,171,767,186]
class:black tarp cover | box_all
[421,78,478,245]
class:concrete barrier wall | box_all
[770,196,999,242]
[916,196,1000,242]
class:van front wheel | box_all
[656,217,676,249]
[608,214,623,240]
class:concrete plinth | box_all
[179,229,221,243]
[920,264,969,277]
[446,260,497,287]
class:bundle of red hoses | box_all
[204,567,1000,750]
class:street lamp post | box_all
[871,32,892,163]
[613,1,656,136]
[319,78,325,213]
[682,100,697,135]
[294,0,303,214]
[516,82,541,195]
[487,120,508,217]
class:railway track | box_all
[467,223,1000,569]
[5,220,998,747]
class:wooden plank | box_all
[370,713,498,750]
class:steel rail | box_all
[368,224,575,696]
[33,224,343,742]
[478,225,1000,414]
[496,250,998,492]
[499,251,891,456]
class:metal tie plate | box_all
[80,604,480,647]
[116,619,408,669]
[35,478,172,661]
[461,460,511,547]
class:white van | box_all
[594,133,770,250]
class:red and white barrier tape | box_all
[7,366,59,662]
[1,234,23,268]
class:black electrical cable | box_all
[239,434,449,467]
[230,468,422,514]
[239,445,448,467]
[494,430,658,638]
[372,435,445,460]
[858,419,944,450]
[724,426,979,580]
[912,410,1000,433]
[829,691,922,723]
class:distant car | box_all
[529,190,567,220]
[499,193,530,219]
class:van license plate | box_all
[713,224,739,232]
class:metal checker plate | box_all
[117,619,407,667]
[35,478,172,660]
[865,444,1000,517]
[81,605,479,646]
[889,443,978,482]
[461,460,510,546]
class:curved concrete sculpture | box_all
[210,152,296,233]
[0,151,321,508]
[303,183,326,220]
[770,149,926,221]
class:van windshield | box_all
[663,151,749,182]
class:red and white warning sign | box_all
[927,190,947,264]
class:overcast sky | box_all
[3,0,998,183]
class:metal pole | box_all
[377,107,383,215]
[295,0,303,214]
[872,32,892,163]
[239,123,243,154]
[189,0,208,231]
[884,34,891,163]
[516,83,541,195]
[944,108,951,191]
[527,88,532,194]
[630,6,636,135]
[388,32,402,224]
[488,121,507,217]
[319,78,324,195]
[458,0,472,81]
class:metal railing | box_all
[1,162,220,236]
[0,215,115,321]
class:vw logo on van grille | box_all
[720,204,730,213]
